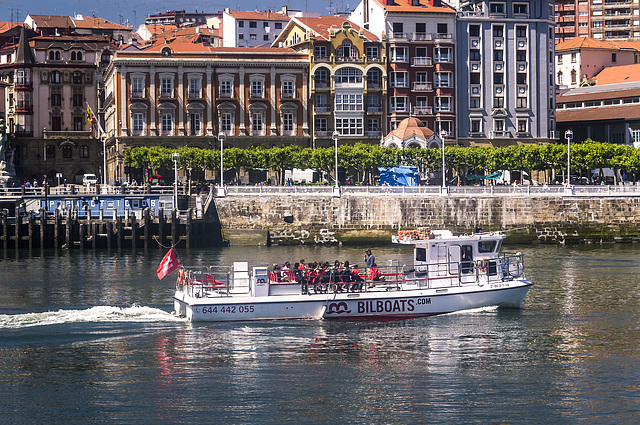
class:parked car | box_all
[82,174,98,185]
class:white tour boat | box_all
[173,229,533,321]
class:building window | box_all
[249,21,257,28]
[494,119,505,132]
[250,34,257,40]
[490,3,505,14]
[63,145,72,158]
[188,78,201,98]
[391,96,408,112]
[470,97,481,108]
[494,50,504,61]
[493,97,504,108]
[334,67,362,84]
[282,80,294,98]
[493,73,504,84]
[517,97,528,108]
[72,91,83,107]
[79,145,89,158]
[220,80,233,98]
[251,112,263,135]
[390,47,408,62]
[275,22,282,29]
[315,94,328,111]
[513,3,528,15]
[73,71,83,84]
[73,117,83,131]
[314,46,327,58]
[51,71,60,84]
[516,25,527,38]
[51,91,61,107]
[391,71,408,87]
[264,35,269,41]
[161,78,173,97]
[367,69,382,88]
[367,118,380,132]
[435,72,451,87]
[517,50,527,61]
[392,22,403,35]
[336,40,358,59]
[612,53,617,63]
[251,80,263,98]
[283,113,294,135]
[470,49,481,61]
[315,118,327,133]
[335,118,363,136]
[335,94,363,111]
[131,77,144,97]
[314,68,329,88]
[469,24,480,37]
[571,53,577,63]
[571,69,577,84]
[437,23,448,36]
[558,71,564,85]
[435,47,452,63]
[471,119,482,133]
[71,51,83,61]
[133,113,144,135]
[238,21,244,27]
[517,119,528,133]
[161,113,173,135]
[239,34,244,40]
[189,112,201,136]
[366,46,379,59]
[436,97,452,112]
[493,25,504,37]
[221,112,233,134]
[46,145,56,158]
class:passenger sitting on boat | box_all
[271,264,282,282]
[351,264,363,291]
[340,261,352,291]
[332,260,346,292]
[281,262,296,282]
[369,263,383,285]
[299,259,306,270]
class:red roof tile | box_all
[555,36,640,52]
[371,0,455,14]
[228,11,290,21]
[594,64,640,85]
[557,104,640,123]
[293,16,379,42]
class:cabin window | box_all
[478,240,497,253]
[461,245,473,273]
[415,247,427,262]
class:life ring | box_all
[478,259,487,273]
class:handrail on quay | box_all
[2,184,640,198]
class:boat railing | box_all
[177,266,234,297]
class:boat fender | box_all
[178,268,185,285]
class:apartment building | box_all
[274,16,387,147]
[222,10,290,47]
[350,0,457,139]
[554,0,640,44]
[103,38,309,183]
[0,26,116,183]
[555,37,640,89]
[455,0,557,146]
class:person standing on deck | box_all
[365,249,375,269]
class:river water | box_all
[1,244,639,424]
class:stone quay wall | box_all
[214,194,640,245]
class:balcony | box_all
[434,81,453,89]
[413,82,433,91]
[435,106,453,113]
[366,81,382,90]
[391,81,409,88]
[160,129,174,136]
[219,91,234,99]
[390,55,409,63]
[314,55,330,62]
[159,89,175,99]
[188,89,203,99]
[389,32,408,40]
[412,57,433,66]
[250,91,264,99]
[366,55,383,63]
[15,103,33,112]
[435,33,453,40]
[412,32,432,41]
[130,90,146,99]
[315,105,330,113]
[336,55,361,62]
[44,130,92,139]
[549,130,560,139]
[131,129,144,136]
[281,91,296,99]
[366,130,382,138]
[413,106,433,115]
[313,80,329,90]
[390,106,409,113]
[14,129,33,137]
[315,130,329,137]
[490,131,512,138]
[15,81,32,89]
[367,105,382,113]
[188,127,204,136]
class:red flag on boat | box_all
[157,248,180,280]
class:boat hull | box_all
[173,279,533,322]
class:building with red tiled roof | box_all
[103,45,310,184]
[381,116,439,149]
[274,16,387,149]
[222,9,290,47]
[145,10,219,28]
[556,80,640,146]
[555,37,640,89]
[24,14,133,45]
[594,64,640,85]
[0,26,119,184]
[350,0,456,140]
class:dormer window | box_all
[48,50,61,61]
[70,51,83,61]
[161,47,172,57]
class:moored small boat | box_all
[173,229,533,321]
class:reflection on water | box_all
[1,244,640,423]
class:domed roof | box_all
[388,117,434,140]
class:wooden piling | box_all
[106,221,112,250]
[171,209,177,246]
[158,208,164,247]
[186,209,192,249]
[117,215,123,249]
[131,212,137,250]
[39,208,46,248]
[144,208,150,250]
[28,212,34,250]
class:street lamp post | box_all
[217,132,226,197]
[172,152,180,210]
[565,129,573,186]
[332,130,341,197]
[440,129,447,195]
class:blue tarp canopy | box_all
[465,172,502,181]
[378,166,419,186]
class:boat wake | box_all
[0,305,185,329]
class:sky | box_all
[5,0,352,29]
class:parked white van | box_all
[82,174,98,185]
